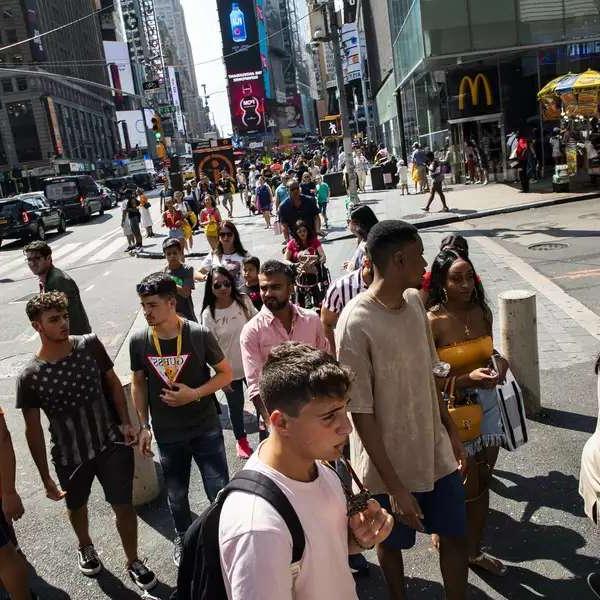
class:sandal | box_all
[469,553,508,576]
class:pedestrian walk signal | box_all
[319,115,342,138]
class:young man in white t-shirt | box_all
[219,342,393,600]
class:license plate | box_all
[0,218,7,225]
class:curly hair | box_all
[26,291,68,322]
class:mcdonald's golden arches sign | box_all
[448,69,499,120]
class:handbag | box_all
[491,357,528,451]
[444,377,483,443]
[205,217,218,237]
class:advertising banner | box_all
[284,93,304,129]
[103,41,135,95]
[217,0,266,134]
[341,23,361,84]
[192,139,236,183]
[167,66,185,134]
[116,109,154,149]
[447,69,500,120]
[23,0,47,62]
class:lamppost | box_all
[312,0,359,205]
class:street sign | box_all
[143,80,160,91]
[319,115,342,138]
[158,105,175,116]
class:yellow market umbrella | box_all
[571,69,600,92]
[537,73,574,99]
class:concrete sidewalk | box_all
[323,178,600,235]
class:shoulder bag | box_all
[445,376,483,443]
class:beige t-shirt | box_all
[336,288,457,494]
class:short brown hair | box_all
[23,240,52,258]
[26,292,68,322]
[259,342,353,416]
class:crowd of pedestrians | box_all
[2,155,600,600]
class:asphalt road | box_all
[1,194,600,598]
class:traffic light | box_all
[151,114,162,141]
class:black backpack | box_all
[173,470,305,600]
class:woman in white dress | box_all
[137,188,154,237]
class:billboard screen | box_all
[217,0,266,134]
[192,139,235,183]
[103,41,135,95]
[116,109,154,149]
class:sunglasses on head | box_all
[213,280,231,290]
[219,231,233,238]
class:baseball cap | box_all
[163,237,183,251]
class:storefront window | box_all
[470,0,517,50]
[400,81,419,145]
[517,0,564,45]
[421,0,470,56]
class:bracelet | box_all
[350,530,374,551]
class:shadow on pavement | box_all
[476,508,594,598]
[27,564,70,599]
[529,407,596,434]
[491,468,586,521]
[453,226,600,241]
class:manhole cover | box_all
[528,242,569,251]
[0,353,33,380]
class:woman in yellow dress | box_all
[426,248,510,577]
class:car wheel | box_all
[36,223,46,240]
[57,216,67,233]
[99,204,104,216]
[82,207,91,222]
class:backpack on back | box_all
[174,469,305,600]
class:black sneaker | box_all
[77,544,102,576]
[127,559,157,591]
[588,573,600,598]
[173,536,184,567]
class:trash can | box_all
[370,166,385,190]
[324,171,345,197]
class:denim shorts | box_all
[375,470,466,550]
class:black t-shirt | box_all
[165,264,197,322]
[16,335,122,469]
[278,195,320,228]
[240,283,262,310]
[129,320,225,443]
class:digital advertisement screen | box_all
[228,75,266,134]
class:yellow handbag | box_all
[444,377,483,443]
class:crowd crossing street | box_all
[2,1,600,599]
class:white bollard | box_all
[498,290,541,417]
[121,382,160,506]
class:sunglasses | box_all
[213,281,232,290]
[219,231,233,238]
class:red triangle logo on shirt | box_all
[147,354,190,386]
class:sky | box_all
[180,0,232,136]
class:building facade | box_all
[0,0,119,183]
[388,0,600,175]
[154,0,210,139]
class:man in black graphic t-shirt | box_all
[131,272,233,566]
[16,292,156,591]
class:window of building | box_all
[5,28,17,43]
[470,0,517,50]
[517,0,564,44]
[564,2,600,40]
[1,78,13,93]
[16,77,27,91]
[421,0,470,55]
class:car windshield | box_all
[45,181,78,200]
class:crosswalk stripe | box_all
[60,236,114,267]
[90,237,125,262]
[0,242,81,279]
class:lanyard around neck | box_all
[151,319,182,357]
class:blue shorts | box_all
[375,470,466,550]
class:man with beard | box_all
[240,260,329,438]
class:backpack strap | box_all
[225,470,305,565]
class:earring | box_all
[441,288,448,304]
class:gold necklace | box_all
[446,306,472,337]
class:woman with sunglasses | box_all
[196,221,249,288]
[426,249,510,577]
[201,267,257,459]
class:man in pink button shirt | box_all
[241,260,330,436]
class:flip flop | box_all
[469,553,508,576]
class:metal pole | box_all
[326,0,358,204]
[499,290,541,416]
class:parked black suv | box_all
[0,193,67,247]
[42,175,104,222]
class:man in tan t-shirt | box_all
[336,220,468,600]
